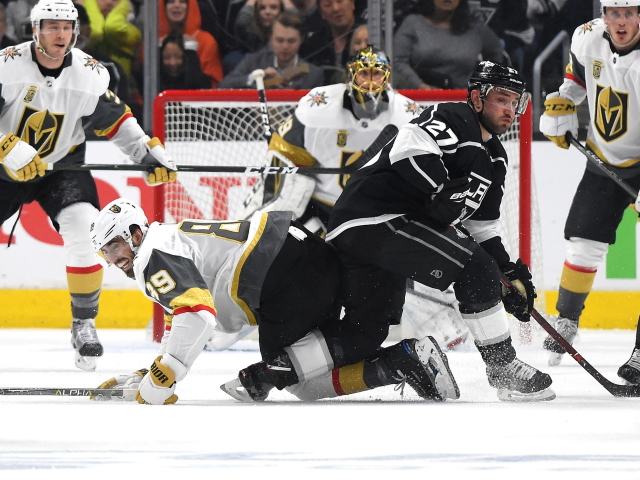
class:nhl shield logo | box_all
[594,85,628,142]
[592,61,603,79]
[337,129,349,147]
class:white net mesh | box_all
[155,90,542,339]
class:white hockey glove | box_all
[137,354,186,405]
[0,134,46,181]
[539,92,578,149]
[91,368,148,401]
[130,136,177,186]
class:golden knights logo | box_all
[84,55,104,72]
[0,46,21,62]
[15,106,65,159]
[592,61,604,80]
[307,91,327,106]
[405,100,421,115]
[580,20,596,34]
[23,86,38,103]
[109,205,122,213]
[594,85,628,142]
[336,129,349,147]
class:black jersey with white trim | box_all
[327,102,508,233]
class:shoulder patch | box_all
[405,100,421,116]
[0,46,22,62]
[579,20,597,35]
[83,55,105,73]
[307,90,328,106]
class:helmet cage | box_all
[90,199,149,260]
[348,45,391,95]
[31,0,79,56]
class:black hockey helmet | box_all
[467,61,530,114]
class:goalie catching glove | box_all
[137,354,187,405]
[501,259,537,322]
[0,134,46,181]
[539,92,578,149]
[130,136,177,186]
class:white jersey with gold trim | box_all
[562,19,640,167]
[280,83,421,206]
[0,42,110,164]
[132,211,292,334]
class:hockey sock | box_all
[67,264,103,319]
[476,337,517,368]
[556,261,596,320]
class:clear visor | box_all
[484,86,531,115]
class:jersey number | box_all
[178,220,250,243]
[146,269,176,301]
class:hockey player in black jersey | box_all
[326,61,555,402]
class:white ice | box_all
[1,328,639,479]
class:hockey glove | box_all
[501,259,537,322]
[130,136,177,186]
[539,92,578,149]
[0,134,46,181]
[91,368,149,401]
[137,355,184,405]
[426,177,470,225]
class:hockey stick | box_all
[44,125,399,176]
[250,69,272,143]
[0,387,137,399]
[567,133,638,199]
[500,277,640,397]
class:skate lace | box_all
[504,359,537,381]
[75,321,98,343]
[626,349,640,370]
[393,372,407,397]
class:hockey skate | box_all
[487,358,555,402]
[71,318,103,371]
[542,316,578,366]
[618,348,640,385]
[382,336,460,401]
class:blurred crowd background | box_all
[0,0,597,132]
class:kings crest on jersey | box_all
[328,102,507,231]
[132,211,293,333]
[0,41,130,173]
[563,18,640,167]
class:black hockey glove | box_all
[501,259,537,322]
[426,177,470,225]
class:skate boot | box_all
[618,348,640,385]
[381,336,460,401]
[71,318,103,371]
[542,316,578,366]
[221,352,299,402]
[487,357,555,402]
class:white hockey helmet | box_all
[601,0,640,6]
[90,199,149,256]
[31,0,79,56]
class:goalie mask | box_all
[347,46,391,120]
[90,199,149,258]
[468,61,530,133]
[31,0,79,57]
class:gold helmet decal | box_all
[594,84,628,142]
[15,106,65,158]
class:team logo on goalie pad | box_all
[15,106,65,159]
[594,85,628,142]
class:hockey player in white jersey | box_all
[90,198,459,404]
[0,0,176,371]
[539,1,640,373]
[210,46,469,352]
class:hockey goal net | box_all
[151,89,541,342]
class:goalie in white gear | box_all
[91,198,459,404]
[539,1,640,367]
[210,46,470,352]
[0,0,177,371]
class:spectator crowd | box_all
[0,0,594,124]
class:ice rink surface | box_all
[1,327,639,479]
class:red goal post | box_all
[151,89,536,342]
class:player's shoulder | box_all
[134,223,183,273]
[0,42,34,75]
[387,89,422,119]
[295,83,346,122]
[65,49,110,93]
[571,18,605,50]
